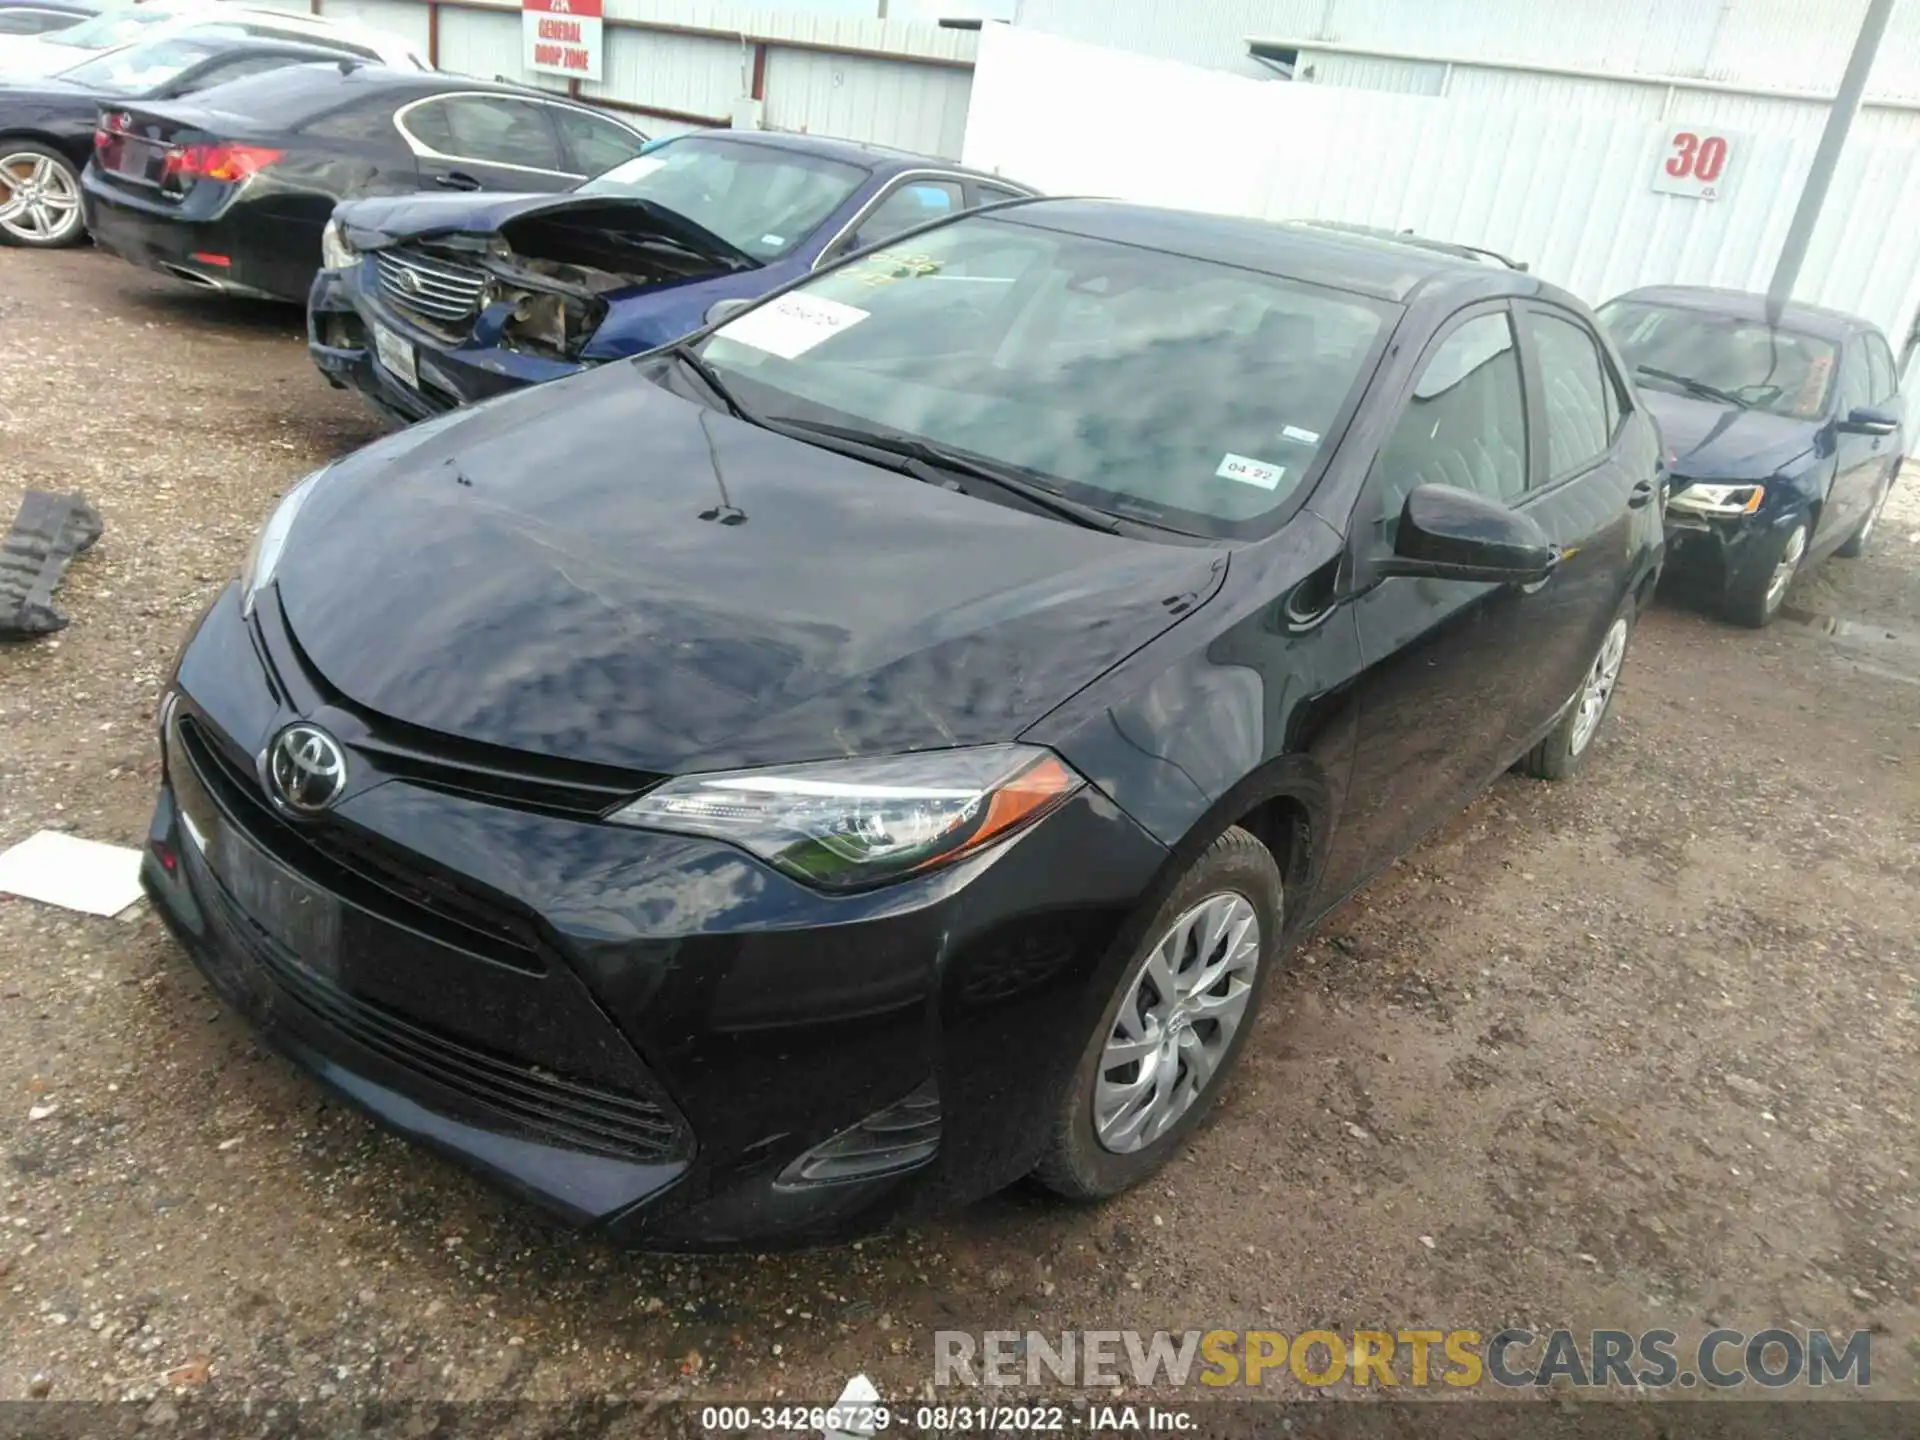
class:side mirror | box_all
[1379,483,1558,585]
[1839,404,1899,437]
[704,297,752,328]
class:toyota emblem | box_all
[268,723,347,814]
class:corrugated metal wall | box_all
[290,0,976,154]
[1012,0,1920,100]
[965,26,1920,354]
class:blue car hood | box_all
[335,191,759,273]
[1640,389,1818,481]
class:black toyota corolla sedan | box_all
[1599,285,1905,626]
[144,201,1662,1248]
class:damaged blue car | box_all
[307,128,1034,425]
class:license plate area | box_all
[372,320,418,389]
[209,825,342,976]
[102,135,169,186]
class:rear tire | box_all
[1521,610,1631,780]
[1033,826,1282,1202]
[1837,472,1894,558]
[0,144,85,249]
[1722,518,1807,628]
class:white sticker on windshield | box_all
[715,293,870,360]
[1216,454,1286,490]
[760,233,785,247]
[1281,424,1321,444]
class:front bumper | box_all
[308,264,585,426]
[1659,498,1801,594]
[146,587,1168,1248]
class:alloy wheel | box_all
[0,152,82,245]
[1094,892,1261,1154]
[1765,524,1807,613]
[1569,616,1628,757]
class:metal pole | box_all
[1766,0,1898,322]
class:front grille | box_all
[186,839,689,1165]
[175,715,546,976]
[375,246,488,332]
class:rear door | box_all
[1508,300,1647,739]
[396,92,577,194]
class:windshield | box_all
[42,3,176,49]
[576,136,865,263]
[58,32,223,90]
[695,211,1393,536]
[1599,300,1836,420]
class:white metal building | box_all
[1011,0,1920,143]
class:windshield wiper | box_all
[1635,365,1749,409]
[667,344,758,422]
[769,418,1121,534]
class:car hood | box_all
[336,191,759,274]
[1639,388,1819,481]
[273,365,1224,775]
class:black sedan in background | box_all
[0,34,379,248]
[0,0,99,37]
[1599,285,1905,626]
[144,204,1661,1247]
[82,62,649,299]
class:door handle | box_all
[434,171,483,191]
[1627,478,1657,509]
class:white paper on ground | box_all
[821,1374,882,1439]
[0,830,145,918]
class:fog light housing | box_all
[776,1080,940,1187]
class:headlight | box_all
[1668,481,1764,516]
[319,217,359,271]
[609,744,1084,890]
[239,468,325,618]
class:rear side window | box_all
[1866,333,1898,401]
[554,105,645,176]
[403,96,566,173]
[1526,310,1612,479]
[1377,311,1529,536]
[842,179,965,253]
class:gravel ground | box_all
[1,247,1916,1412]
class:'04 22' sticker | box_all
[714,293,870,360]
[1216,453,1286,490]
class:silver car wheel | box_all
[1569,616,1628,757]
[1094,892,1261,1154]
[1765,523,1807,613]
[0,151,82,245]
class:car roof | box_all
[1606,284,1878,342]
[173,60,586,121]
[1298,219,1525,270]
[986,198,1535,304]
[680,127,1021,184]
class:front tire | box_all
[1723,518,1807,628]
[1033,826,1282,1202]
[1521,610,1631,780]
[0,144,85,249]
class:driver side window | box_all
[1374,310,1529,544]
[1837,336,1873,417]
